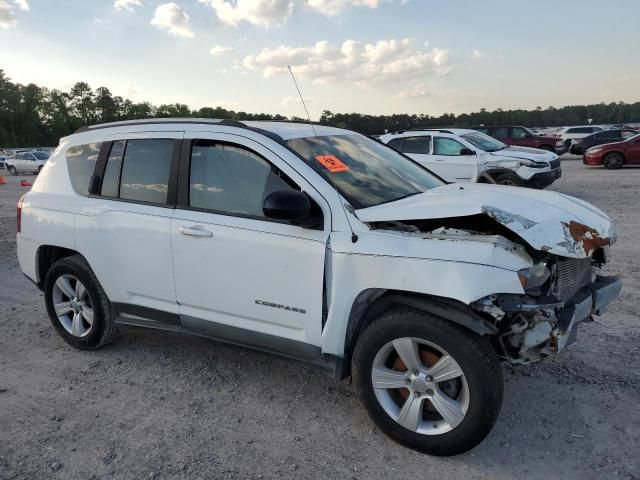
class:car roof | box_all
[382,128,476,137]
[73,118,352,142]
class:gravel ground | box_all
[1,158,639,480]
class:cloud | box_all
[471,49,484,60]
[243,38,451,85]
[393,83,433,99]
[199,0,294,27]
[151,3,194,37]
[282,95,314,105]
[114,0,143,11]
[306,0,378,15]
[14,0,28,11]
[210,45,234,55]
[0,0,17,28]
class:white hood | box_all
[483,145,558,164]
[355,183,616,259]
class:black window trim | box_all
[89,138,181,209]
[400,135,432,155]
[176,138,324,229]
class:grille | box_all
[554,257,592,302]
[549,159,561,169]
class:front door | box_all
[430,136,478,182]
[171,133,330,347]
[626,137,640,164]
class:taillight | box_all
[17,193,26,233]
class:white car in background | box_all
[379,129,561,188]
[5,150,50,175]
[553,126,604,151]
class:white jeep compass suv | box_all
[380,128,561,188]
[16,119,621,456]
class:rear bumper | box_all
[524,168,562,188]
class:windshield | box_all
[461,131,507,152]
[286,134,444,209]
[33,151,50,160]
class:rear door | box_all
[492,127,511,145]
[431,136,478,182]
[75,131,183,321]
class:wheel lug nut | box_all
[425,376,433,382]
[414,392,420,398]
[426,389,434,396]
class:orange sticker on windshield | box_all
[315,155,350,173]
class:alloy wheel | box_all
[51,274,94,338]
[371,337,470,435]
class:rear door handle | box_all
[179,225,213,238]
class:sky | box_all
[1,0,640,119]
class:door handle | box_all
[180,225,213,238]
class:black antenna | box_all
[287,65,318,136]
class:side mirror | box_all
[263,190,311,222]
[459,148,475,156]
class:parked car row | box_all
[1,150,51,174]
[379,128,561,188]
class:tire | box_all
[352,306,503,456]
[602,152,624,170]
[44,255,118,350]
[8,165,17,176]
[494,172,525,187]
[37,165,43,174]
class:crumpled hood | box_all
[355,183,616,259]
[487,146,557,163]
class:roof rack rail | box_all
[72,118,286,143]
[406,128,454,134]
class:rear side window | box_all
[401,136,431,154]
[98,139,175,204]
[493,127,509,139]
[118,139,174,204]
[189,142,296,218]
[387,138,403,151]
[66,143,102,196]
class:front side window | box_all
[33,152,50,160]
[402,136,431,154]
[287,134,443,209]
[66,143,102,196]
[118,139,174,204]
[189,141,296,217]
[434,137,466,156]
[621,130,637,139]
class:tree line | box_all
[1,68,639,147]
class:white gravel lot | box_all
[0,157,638,480]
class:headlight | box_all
[587,147,602,154]
[518,262,551,295]
[520,160,547,169]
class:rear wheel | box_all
[352,306,503,456]
[44,255,118,350]
[494,172,525,187]
[8,165,17,176]
[602,152,624,169]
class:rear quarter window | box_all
[66,143,102,196]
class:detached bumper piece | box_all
[494,275,622,363]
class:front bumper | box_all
[523,167,562,189]
[493,275,622,363]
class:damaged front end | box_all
[472,252,622,364]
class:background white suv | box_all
[379,128,561,188]
[554,125,604,151]
[5,150,50,175]
[16,119,620,456]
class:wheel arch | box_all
[480,167,518,182]
[604,150,626,161]
[36,245,82,289]
[338,289,498,379]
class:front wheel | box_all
[494,172,525,187]
[8,165,17,176]
[352,306,503,456]
[603,152,624,169]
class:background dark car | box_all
[472,125,559,153]
[570,129,638,155]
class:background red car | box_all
[472,125,560,153]
[583,133,640,169]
